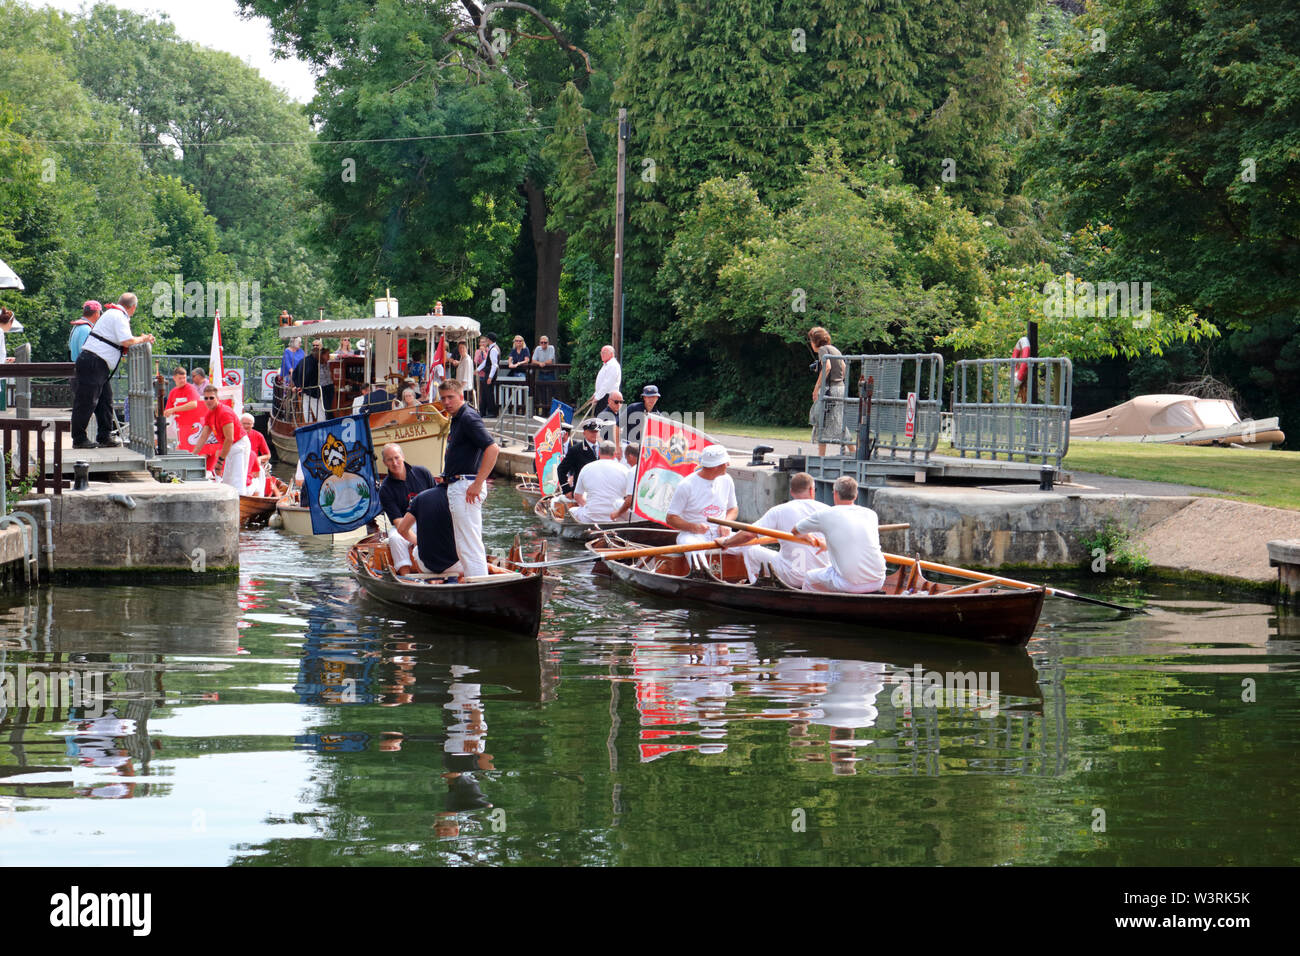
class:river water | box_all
[1,488,1297,866]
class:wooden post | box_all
[611,108,628,360]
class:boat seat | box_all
[371,543,393,574]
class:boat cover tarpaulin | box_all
[1069,395,1241,438]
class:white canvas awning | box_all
[0,257,24,291]
[278,314,479,339]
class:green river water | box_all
[1,490,1297,866]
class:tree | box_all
[1043,0,1300,427]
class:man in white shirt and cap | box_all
[665,443,738,550]
[592,344,621,416]
[716,472,830,588]
[71,292,155,449]
[791,475,886,594]
[571,441,630,523]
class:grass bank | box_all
[1062,441,1300,511]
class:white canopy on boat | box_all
[278,313,481,391]
[277,314,479,339]
[0,256,24,291]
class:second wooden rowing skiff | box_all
[348,533,555,638]
[585,528,1044,646]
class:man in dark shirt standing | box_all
[557,419,600,495]
[390,485,461,576]
[378,443,435,523]
[293,340,327,422]
[437,378,499,577]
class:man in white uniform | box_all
[716,472,830,588]
[571,441,630,523]
[792,475,886,594]
[665,444,738,551]
[592,344,621,415]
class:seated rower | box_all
[791,476,886,594]
[378,442,434,523]
[717,471,830,588]
[571,440,629,523]
[611,443,640,520]
[389,485,462,578]
[665,443,738,551]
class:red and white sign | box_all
[905,391,917,439]
[633,414,714,525]
[261,369,277,401]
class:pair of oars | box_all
[708,517,1139,613]
[513,521,910,569]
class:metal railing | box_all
[125,343,160,457]
[492,383,535,446]
[951,357,1072,466]
[812,353,944,462]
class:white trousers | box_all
[676,531,721,568]
[301,394,326,423]
[219,436,251,492]
[447,479,488,578]
[742,545,827,589]
[572,501,618,524]
[802,564,884,595]
[388,532,462,576]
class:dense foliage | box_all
[2,0,1295,440]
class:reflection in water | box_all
[1,499,1297,866]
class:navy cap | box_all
[642,385,660,396]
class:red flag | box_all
[632,414,713,525]
[432,333,447,370]
[533,409,565,495]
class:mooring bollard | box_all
[1039,464,1055,491]
[73,460,90,491]
[1267,540,1300,606]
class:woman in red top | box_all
[192,386,251,491]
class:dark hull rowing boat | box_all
[534,496,660,540]
[586,528,1044,646]
[348,533,550,638]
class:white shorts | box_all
[802,564,883,595]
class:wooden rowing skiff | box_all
[533,495,660,540]
[515,477,545,510]
[348,533,553,638]
[239,494,279,526]
[585,528,1044,646]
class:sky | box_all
[41,0,317,103]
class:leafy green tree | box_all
[1042,0,1300,428]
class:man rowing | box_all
[665,443,738,550]
[611,443,640,520]
[791,476,886,594]
[437,378,499,578]
[716,471,830,588]
[571,440,629,523]
[389,485,462,578]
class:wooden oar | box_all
[513,535,779,569]
[708,517,1139,613]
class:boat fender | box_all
[268,512,284,529]
[108,494,137,511]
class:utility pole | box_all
[611,108,628,360]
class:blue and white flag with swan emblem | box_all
[295,414,382,534]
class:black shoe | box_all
[97,438,123,448]
[72,438,97,449]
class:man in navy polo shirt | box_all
[389,485,461,576]
[437,378,499,577]
[378,443,435,523]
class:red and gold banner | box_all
[533,409,565,496]
[632,414,713,525]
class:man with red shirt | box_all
[191,385,251,491]
[241,412,272,494]
[162,366,203,453]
